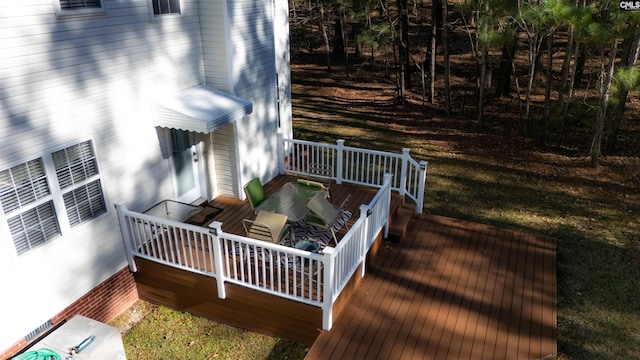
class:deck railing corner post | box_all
[399,148,410,196]
[359,204,370,278]
[336,139,345,184]
[209,221,227,299]
[321,246,336,330]
[384,173,393,237]
[417,160,428,214]
[115,203,137,272]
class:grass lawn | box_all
[110,301,308,360]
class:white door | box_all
[168,129,203,203]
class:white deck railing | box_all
[115,174,393,330]
[278,135,428,213]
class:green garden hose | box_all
[11,348,61,360]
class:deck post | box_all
[335,139,345,184]
[114,203,137,272]
[416,161,428,214]
[277,131,285,175]
[209,221,227,299]
[399,148,410,196]
[359,204,369,278]
[321,246,336,330]
[383,173,393,238]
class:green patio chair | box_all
[243,177,267,211]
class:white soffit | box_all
[152,85,253,133]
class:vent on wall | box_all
[25,320,53,342]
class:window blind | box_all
[53,140,106,228]
[8,201,60,255]
[59,0,101,9]
[0,159,51,214]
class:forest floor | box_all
[290,58,640,359]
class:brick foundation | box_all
[1,266,138,359]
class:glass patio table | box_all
[255,181,328,222]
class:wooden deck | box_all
[133,175,389,345]
[305,214,557,360]
[131,175,556,357]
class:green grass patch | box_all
[113,303,307,360]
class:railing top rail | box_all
[283,138,337,149]
[121,208,210,232]
[341,144,405,159]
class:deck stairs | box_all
[388,195,417,242]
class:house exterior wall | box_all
[200,0,233,92]
[0,0,290,353]
[228,0,281,190]
[274,0,294,144]
[199,0,292,197]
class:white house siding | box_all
[227,0,280,189]
[0,0,209,350]
[274,0,293,141]
[211,122,240,197]
[200,0,233,92]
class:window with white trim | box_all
[152,0,181,15]
[54,0,105,17]
[0,159,60,255]
[0,140,106,255]
[52,141,106,227]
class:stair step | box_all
[388,205,416,242]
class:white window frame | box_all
[53,0,106,18]
[0,157,61,256]
[147,0,183,20]
[0,138,108,256]
[51,140,108,229]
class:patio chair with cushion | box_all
[241,211,295,265]
[305,192,351,245]
[307,163,333,200]
[297,178,327,191]
[243,177,267,211]
[242,210,293,244]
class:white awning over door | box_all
[152,85,253,134]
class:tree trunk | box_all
[333,13,345,59]
[607,32,640,153]
[556,25,574,142]
[476,2,489,130]
[523,33,542,136]
[340,3,349,78]
[590,38,618,167]
[319,0,332,71]
[430,0,438,104]
[573,47,586,89]
[398,0,410,91]
[442,0,451,116]
[496,39,516,97]
[477,44,488,129]
[543,34,553,124]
